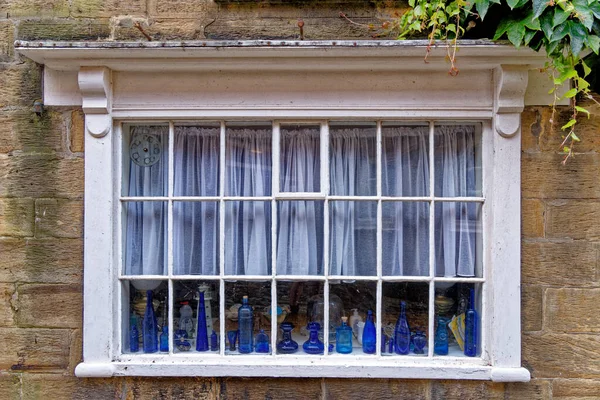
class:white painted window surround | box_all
[16,40,552,381]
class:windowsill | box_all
[75,360,530,381]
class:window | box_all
[16,40,542,380]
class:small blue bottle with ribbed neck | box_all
[362,310,376,354]
[335,317,353,354]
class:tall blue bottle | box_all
[143,290,158,353]
[464,288,478,357]
[362,310,376,354]
[394,301,410,355]
[196,291,209,352]
[129,314,139,353]
[238,295,254,354]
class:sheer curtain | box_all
[435,125,478,277]
[277,127,323,275]
[381,126,430,276]
[225,127,272,275]
[173,126,220,275]
[125,126,168,276]
[329,127,377,276]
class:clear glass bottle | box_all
[255,329,270,353]
[196,291,209,352]
[349,309,362,339]
[335,317,353,354]
[143,290,158,353]
[303,322,325,354]
[179,301,194,339]
[434,316,449,355]
[238,295,254,354]
[362,310,376,354]
[129,314,139,353]
[308,294,343,343]
[277,322,298,354]
[394,300,411,355]
[464,288,478,357]
[160,326,169,352]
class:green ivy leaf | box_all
[507,21,527,47]
[553,8,571,28]
[523,11,542,30]
[493,17,513,40]
[524,29,537,45]
[561,118,577,129]
[575,105,591,117]
[568,21,587,56]
[564,88,578,98]
[533,0,551,19]
[551,20,571,41]
[512,0,530,8]
[573,0,595,30]
[539,9,554,40]
[507,0,522,9]
[588,1,600,19]
[585,35,600,54]
[571,132,581,141]
[582,59,592,77]
[474,0,500,20]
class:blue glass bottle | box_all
[255,329,270,353]
[238,295,254,354]
[143,290,158,353]
[434,316,449,355]
[303,322,325,354]
[413,330,427,354]
[210,330,218,352]
[464,288,478,357]
[394,301,410,355]
[129,314,139,353]
[160,326,169,352]
[388,337,394,354]
[196,291,209,352]
[277,322,298,354]
[335,317,353,354]
[362,310,376,354]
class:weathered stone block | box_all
[1,110,64,154]
[69,110,84,153]
[220,377,320,399]
[553,378,600,400]
[522,199,544,238]
[35,199,83,238]
[546,200,600,240]
[545,288,600,333]
[0,238,82,284]
[0,198,34,237]
[15,283,82,328]
[522,153,600,199]
[0,21,15,63]
[113,19,207,41]
[522,241,598,286]
[17,19,111,41]
[0,155,84,199]
[430,380,505,400]
[71,0,146,17]
[1,0,69,18]
[0,64,42,108]
[325,379,427,400]
[523,333,600,378]
[504,379,551,400]
[0,327,71,372]
[121,377,216,399]
[68,328,82,374]
[0,373,20,400]
[522,285,543,332]
[0,283,15,327]
[22,374,117,400]
[149,0,217,18]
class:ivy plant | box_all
[395,0,600,162]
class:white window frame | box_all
[16,40,549,381]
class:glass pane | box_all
[382,282,429,357]
[329,122,376,196]
[277,201,324,275]
[280,124,320,192]
[382,202,429,277]
[434,282,481,357]
[123,125,169,197]
[329,201,377,276]
[225,281,272,355]
[329,281,377,356]
[226,123,272,197]
[382,124,429,197]
[276,281,324,355]
[173,280,220,354]
[122,280,168,354]
[174,124,220,197]
[225,201,272,275]
[173,201,219,275]
[123,201,167,276]
[435,202,482,278]
[434,124,482,197]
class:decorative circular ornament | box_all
[130,134,161,167]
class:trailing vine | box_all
[393,0,600,162]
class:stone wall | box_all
[1,0,599,399]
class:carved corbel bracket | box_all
[78,67,112,138]
[494,66,529,138]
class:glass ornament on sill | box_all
[303,322,325,355]
[227,330,238,352]
[307,293,343,343]
[179,302,194,339]
[143,290,158,353]
[394,301,411,355]
[434,316,449,356]
[277,322,298,354]
[238,296,254,354]
[160,326,169,352]
[362,310,376,354]
[255,329,270,353]
[464,288,478,357]
[335,317,353,354]
[129,314,139,353]
[210,330,219,352]
[196,291,209,352]
[413,330,427,354]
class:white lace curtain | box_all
[125,124,478,277]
